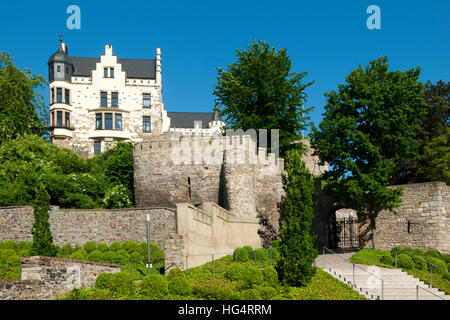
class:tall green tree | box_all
[276,149,317,286]
[0,52,47,144]
[213,40,313,156]
[310,57,426,248]
[417,128,449,184]
[31,183,57,257]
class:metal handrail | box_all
[416,285,446,300]
[323,247,384,300]
[395,247,450,288]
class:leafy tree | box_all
[31,184,57,256]
[213,40,313,156]
[0,52,47,144]
[311,57,426,248]
[417,128,449,184]
[89,141,134,204]
[276,149,317,286]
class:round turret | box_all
[48,38,73,82]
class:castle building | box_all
[47,39,224,158]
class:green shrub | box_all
[241,288,262,300]
[441,254,450,264]
[191,277,235,300]
[167,268,184,281]
[109,242,122,251]
[262,266,279,287]
[122,240,139,253]
[243,246,255,260]
[397,254,414,269]
[233,248,249,262]
[425,249,442,260]
[413,257,428,271]
[103,184,132,209]
[97,243,109,252]
[101,251,117,263]
[69,249,87,260]
[425,256,448,274]
[390,246,403,257]
[255,248,268,262]
[268,247,280,263]
[413,248,424,256]
[256,286,277,300]
[380,252,394,266]
[130,251,143,264]
[87,250,103,262]
[57,244,74,257]
[271,240,280,250]
[402,246,414,254]
[242,266,264,288]
[83,241,97,253]
[116,249,130,260]
[168,276,191,296]
[110,272,135,294]
[94,273,115,290]
[225,263,246,282]
[0,241,15,250]
[140,274,168,298]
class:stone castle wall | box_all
[133,134,285,246]
[0,206,184,269]
[0,257,120,300]
[365,182,449,254]
[0,203,262,271]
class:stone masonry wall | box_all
[0,256,120,300]
[370,182,449,254]
[0,206,184,269]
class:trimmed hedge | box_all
[396,254,414,269]
[140,274,168,298]
[225,263,246,282]
[234,248,249,262]
[262,266,279,287]
[242,266,264,289]
[168,275,191,296]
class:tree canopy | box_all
[213,40,313,156]
[0,52,47,144]
[310,56,426,247]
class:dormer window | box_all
[104,68,108,78]
[57,65,61,72]
[110,68,114,78]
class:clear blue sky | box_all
[1,0,448,132]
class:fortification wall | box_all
[0,206,184,269]
[366,182,449,254]
[0,256,120,300]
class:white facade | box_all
[48,41,223,158]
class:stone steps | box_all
[316,253,449,300]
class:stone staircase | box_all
[315,252,449,300]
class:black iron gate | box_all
[329,217,360,249]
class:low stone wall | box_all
[0,256,120,300]
[0,206,184,269]
[371,182,449,254]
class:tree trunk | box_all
[369,216,376,250]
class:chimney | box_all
[105,44,113,56]
[156,47,161,84]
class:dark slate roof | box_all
[69,57,156,79]
[167,112,216,128]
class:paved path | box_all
[314,252,449,300]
